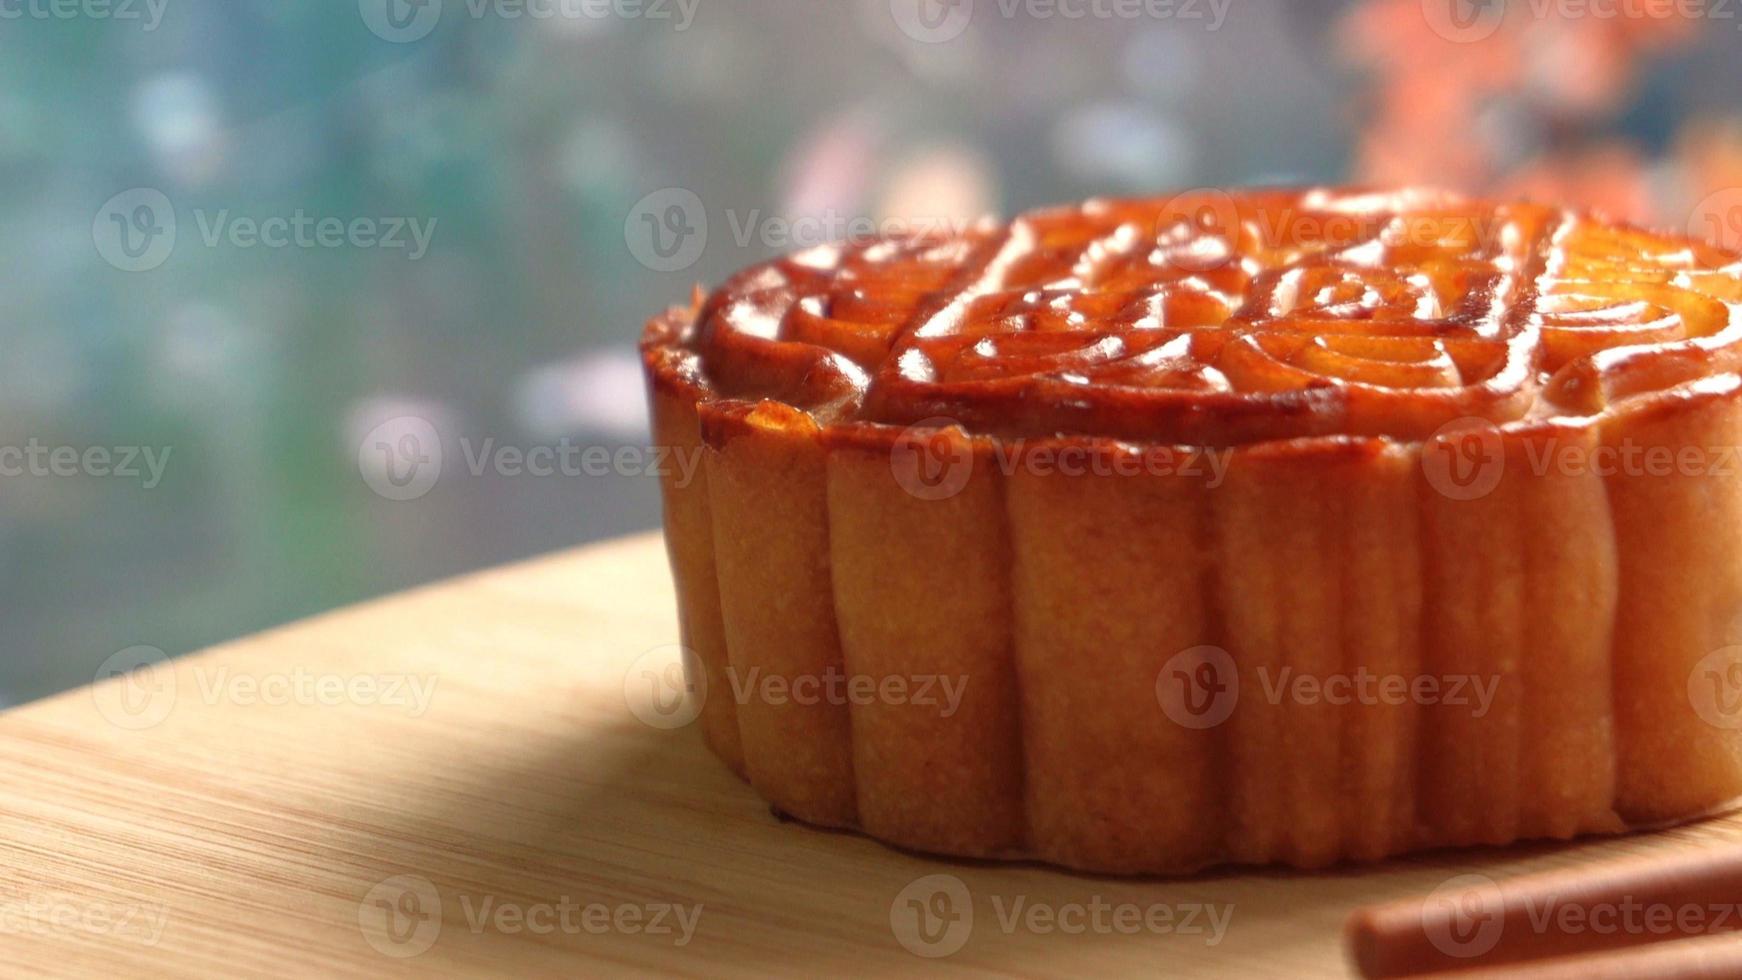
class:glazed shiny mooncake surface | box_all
[641,188,1742,873]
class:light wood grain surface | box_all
[3,530,1740,977]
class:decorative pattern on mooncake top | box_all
[689,189,1742,444]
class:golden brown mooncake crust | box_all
[641,187,1742,873]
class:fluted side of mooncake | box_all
[644,369,1742,874]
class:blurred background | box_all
[2,0,1740,706]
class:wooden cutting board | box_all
[3,530,1739,978]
